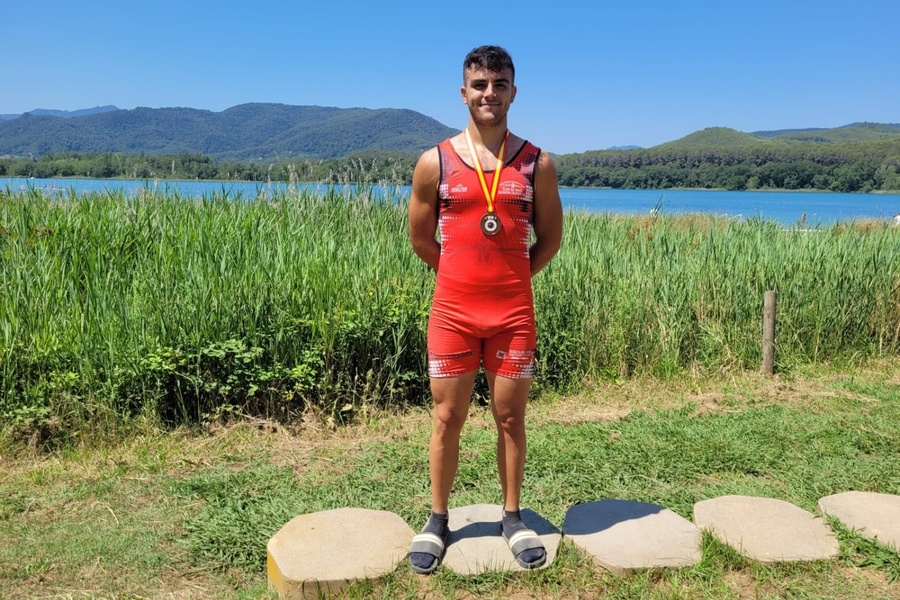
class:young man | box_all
[407,45,563,574]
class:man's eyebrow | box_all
[470,77,511,84]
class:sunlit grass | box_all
[2,186,899,434]
[1,367,898,598]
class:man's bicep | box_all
[533,152,563,239]
[409,150,440,237]
[408,149,442,269]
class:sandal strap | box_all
[506,529,544,555]
[410,532,446,557]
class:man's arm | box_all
[530,150,563,276]
[409,147,441,271]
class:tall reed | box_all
[2,185,898,430]
[538,213,900,383]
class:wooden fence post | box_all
[762,290,777,375]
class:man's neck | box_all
[466,120,509,151]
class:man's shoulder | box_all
[510,134,541,157]
[419,137,455,160]
[413,146,442,188]
[416,146,441,166]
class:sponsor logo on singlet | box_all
[451,183,468,194]
[498,181,527,197]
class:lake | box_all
[4,176,900,227]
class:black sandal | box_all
[503,528,546,569]
[409,529,449,574]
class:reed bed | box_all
[2,185,898,431]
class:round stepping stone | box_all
[694,495,839,563]
[267,507,413,599]
[441,504,561,575]
[562,499,701,575]
[819,491,900,550]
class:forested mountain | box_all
[0,103,458,160]
[555,128,900,192]
[656,127,778,149]
[0,105,119,121]
[3,111,899,192]
[754,122,900,143]
[657,123,900,148]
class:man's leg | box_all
[486,372,531,511]
[409,370,477,574]
[487,371,546,568]
[429,371,477,512]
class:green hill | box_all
[554,132,900,192]
[655,127,782,149]
[757,122,900,143]
[0,103,458,160]
[651,123,900,151]
[1,106,121,121]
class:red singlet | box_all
[427,137,542,379]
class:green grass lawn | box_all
[2,361,899,599]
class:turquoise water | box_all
[558,187,900,226]
[4,177,900,227]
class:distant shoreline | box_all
[560,184,900,195]
[5,175,899,197]
[5,176,898,227]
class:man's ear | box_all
[461,85,467,103]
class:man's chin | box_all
[470,113,507,128]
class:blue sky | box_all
[2,0,897,154]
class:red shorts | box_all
[427,317,536,379]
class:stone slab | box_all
[562,499,702,575]
[267,507,413,599]
[694,495,839,563]
[441,504,561,575]
[819,491,900,550]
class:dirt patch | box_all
[723,570,759,600]
[528,367,899,437]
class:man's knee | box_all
[493,410,525,435]
[490,382,530,435]
[433,405,468,438]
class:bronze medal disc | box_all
[480,212,502,235]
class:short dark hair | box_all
[463,45,515,82]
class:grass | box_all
[2,186,899,437]
[2,184,900,597]
[1,361,899,599]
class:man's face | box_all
[461,67,516,127]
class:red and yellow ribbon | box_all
[465,128,509,212]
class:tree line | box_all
[3,138,899,193]
[554,139,900,192]
[0,151,418,186]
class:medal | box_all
[465,128,509,237]
[480,211,502,235]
